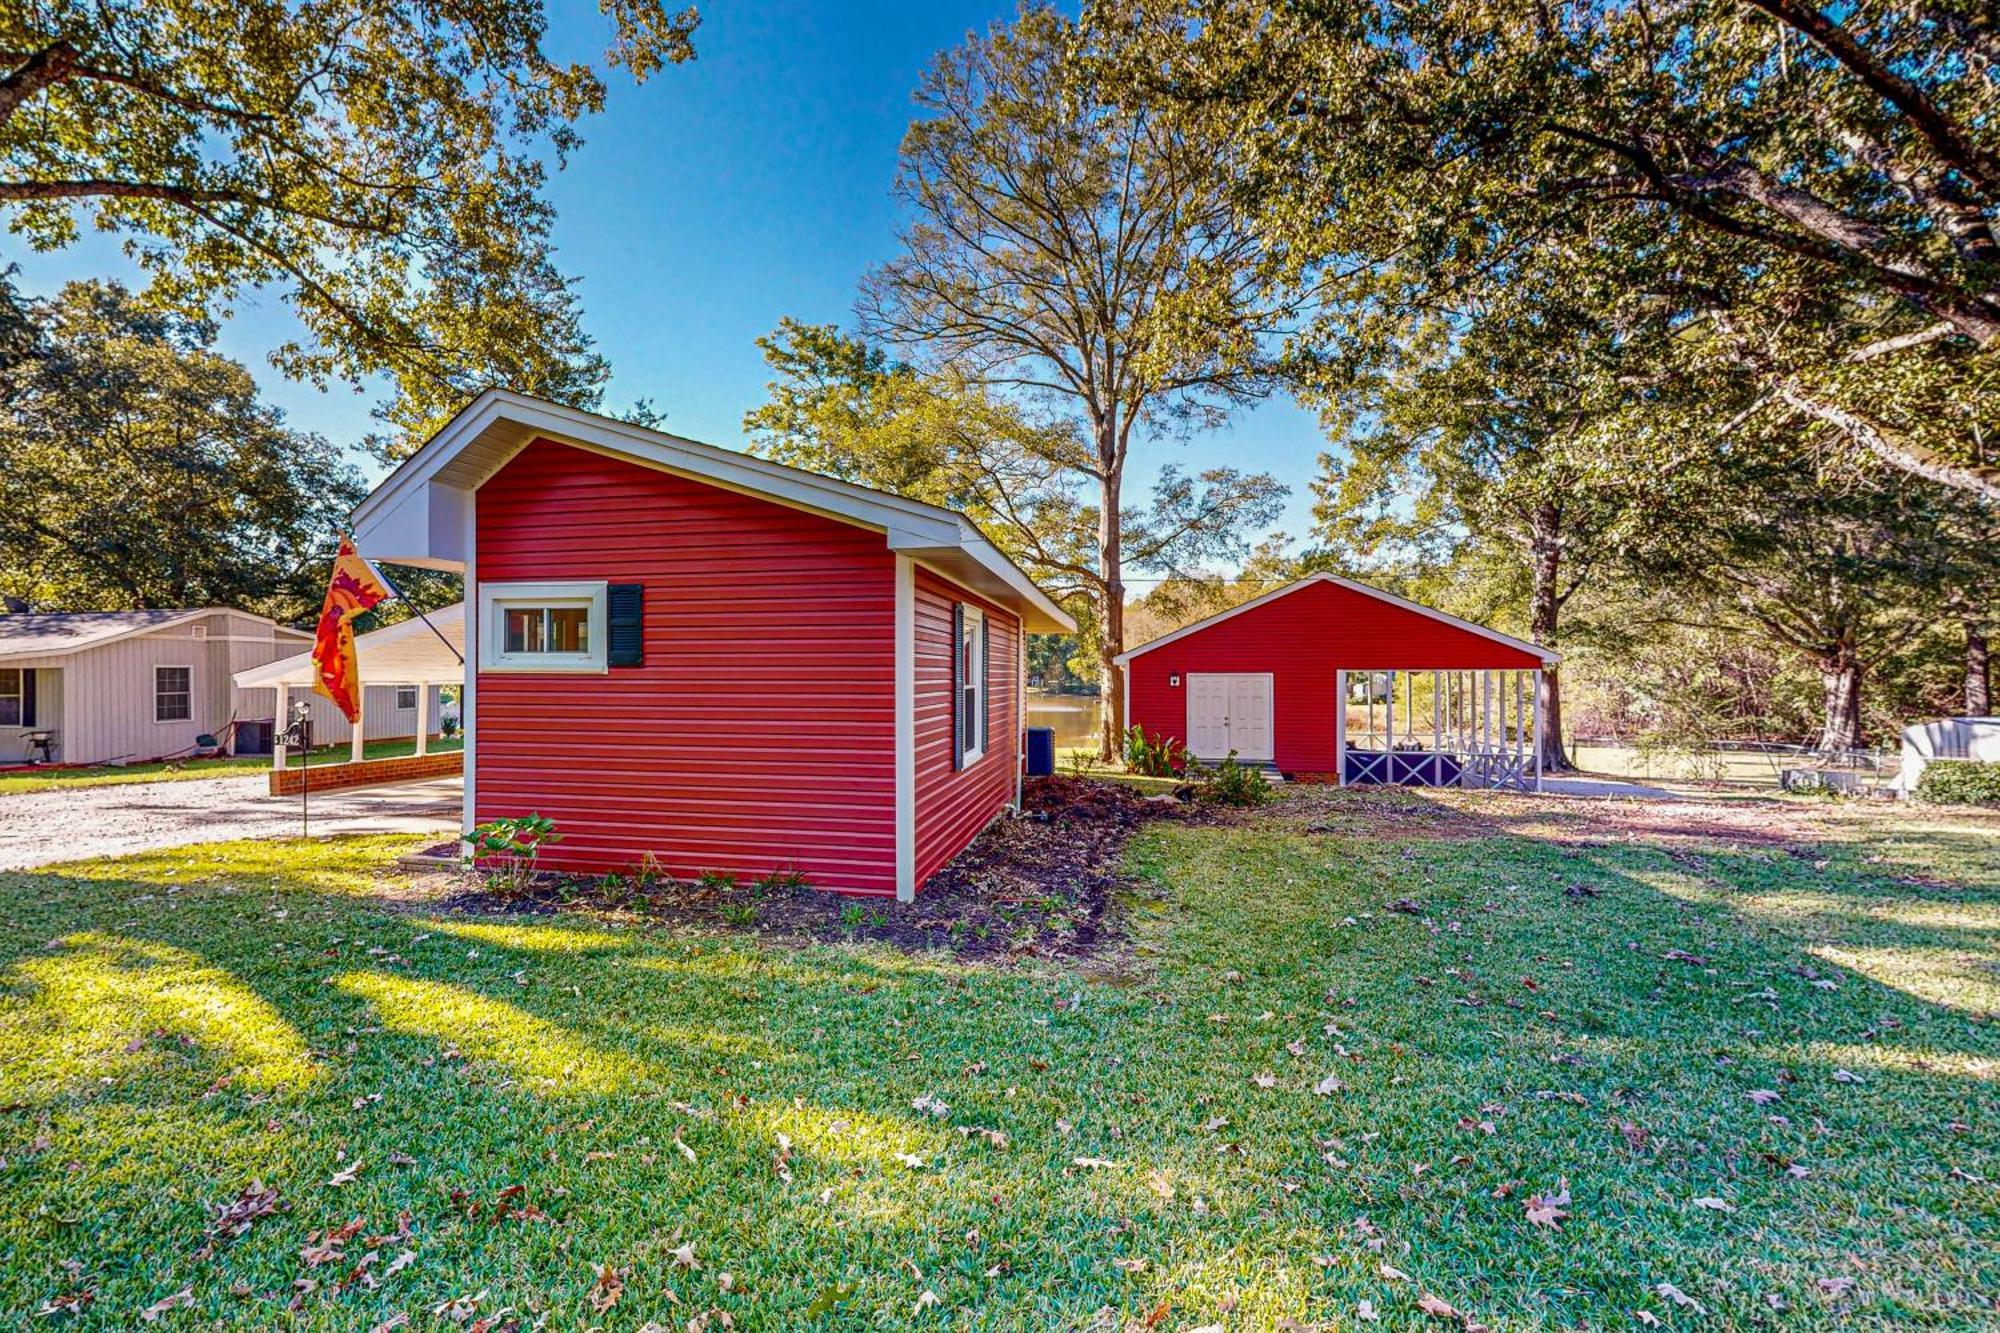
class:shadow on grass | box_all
[0,810,1994,1328]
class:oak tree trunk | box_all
[1967,618,1993,716]
[1816,646,1866,754]
[1527,509,1574,771]
[1097,453,1126,760]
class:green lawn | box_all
[1,790,1994,1328]
[0,736,463,796]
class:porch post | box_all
[273,683,289,772]
[1334,669,1347,787]
[415,686,429,756]
[1533,669,1544,791]
[351,689,366,764]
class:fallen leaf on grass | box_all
[327,1159,365,1187]
[1832,1068,1866,1084]
[671,1242,700,1270]
[1380,1263,1409,1282]
[139,1288,195,1321]
[384,1250,416,1277]
[1524,1180,1571,1228]
[1691,1196,1736,1214]
[587,1263,622,1313]
[1745,1089,1782,1106]
[1252,1072,1277,1089]
[1314,1075,1346,1095]
[1356,1300,1379,1321]
[1072,1156,1119,1169]
[1816,1276,1857,1297]
[1416,1293,1459,1320]
[1654,1282,1705,1314]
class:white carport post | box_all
[1334,669,1347,787]
[350,689,366,764]
[415,686,429,757]
[273,683,289,772]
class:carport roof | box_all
[233,603,465,690]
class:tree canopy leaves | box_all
[0,0,698,457]
[0,281,363,615]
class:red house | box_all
[1116,574,1557,789]
[351,391,1073,899]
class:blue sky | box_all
[10,0,1333,565]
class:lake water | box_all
[1025,691,1104,749]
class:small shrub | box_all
[1124,725,1187,777]
[1193,752,1273,806]
[757,867,811,894]
[1063,748,1103,779]
[464,813,562,891]
[1915,759,2000,806]
[719,901,759,927]
[696,869,738,894]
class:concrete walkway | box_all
[0,774,460,872]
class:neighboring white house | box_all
[0,608,442,766]
[1898,715,2000,794]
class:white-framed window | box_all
[394,685,419,711]
[155,665,193,723]
[0,668,23,727]
[478,581,608,673]
[960,604,985,763]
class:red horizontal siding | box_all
[1126,578,1541,774]
[912,567,1020,888]
[474,438,897,893]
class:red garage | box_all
[349,390,1073,898]
[1116,574,1557,789]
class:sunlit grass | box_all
[0,799,1994,1329]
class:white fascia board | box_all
[353,389,1073,632]
[1111,572,1559,666]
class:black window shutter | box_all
[608,584,644,667]
[951,601,965,769]
[20,668,34,728]
[980,612,990,753]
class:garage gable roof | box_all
[1112,573,1558,665]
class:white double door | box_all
[1186,673,1274,762]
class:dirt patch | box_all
[418,777,1206,962]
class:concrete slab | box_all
[0,774,461,871]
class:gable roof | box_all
[351,389,1076,634]
[1112,572,1558,665]
[0,609,304,662]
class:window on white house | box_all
[0,669,22,727]
[394,685,419,711]
[960,605,985,762]
[479,582,608,672]
[155,666,192,723]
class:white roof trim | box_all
[1112,572,1559,665]
[0,608,293,662]
[233,603,466,689]
[352,389,1074,634]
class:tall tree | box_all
[1307,247,1654,769]
[1628,458,1994,752]
[860,6,1302,754]
[0,281,362,614]
[0,0,698,455]
[1102,0,2000,504]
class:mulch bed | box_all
[418,777,1206,962]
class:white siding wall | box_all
[0,667,60,763]
[2,611,451,765]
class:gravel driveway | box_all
[0,774,460,871]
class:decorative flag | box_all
[312,535,392,722]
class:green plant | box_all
[1123,725,1187,777]
[757,867,811,894]
[696,869,739,894]
[463,813,562,892]
[1195,752,1274,807]
[1063,747,1103,779]
[1915,759,2000,806]
[719,902,759,927]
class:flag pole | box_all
[355,545,464,665]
